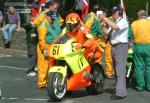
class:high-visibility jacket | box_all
[34,9,64,27]
[83,12,103,38]
[131,19,150,44]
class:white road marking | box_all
[14,78,24,81]
[0,53,27,58]
[1,97,75,102]
[0,65,25,70]
[24,98,49,101]
[0,54,12,58]
[22,55,27,57]
[1,97,49,101]
[8,97,19,100]
[62,100,74,103]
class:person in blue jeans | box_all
[2,6,21,48]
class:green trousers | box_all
[134,44,150,90]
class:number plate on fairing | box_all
[50,44,62,57]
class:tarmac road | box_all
[0,53,150,103]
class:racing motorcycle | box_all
[47,39,105,101]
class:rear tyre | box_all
[47,72,67,102]
[86,63,105,94]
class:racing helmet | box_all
[66,13,81,31]
[66,13,81,24]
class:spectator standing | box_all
[24,19,38,77]
[99,6,129,99]
[23,0,42,77]
[2,6,21,48]
[23,0,40,76]
[131,10,150,91]
[23,0,40,77]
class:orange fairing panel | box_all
[67,66,91,91]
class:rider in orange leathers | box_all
[56,13,105,63]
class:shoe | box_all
[4,40,11,48]
[38,86,46,89]
[26,71,37,77]
[136,86,144,92]
[111,94,126,100]
[147,89,150,92]
[37,84,47,89]
[146,87,150,92]
[34,67,38,71]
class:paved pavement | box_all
[0,47,27,57]
[0,50,150,103]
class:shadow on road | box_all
[47,89,105,102]
[66,89,90,98]
[103,88,115,95]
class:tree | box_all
[61,0,150,20]
[125,0,150,19]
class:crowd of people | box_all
[0,0,150,100]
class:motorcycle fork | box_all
[61,65,67,86]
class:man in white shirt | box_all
[99,6,129,100]
[110,17,128,45]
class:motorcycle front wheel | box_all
[47,72,67,102]
[86,63,105,94]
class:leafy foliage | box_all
[95,0,150,20]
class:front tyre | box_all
[86,63,105,94]
[47,72,67,102]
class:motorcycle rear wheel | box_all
[86,63,105,94]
